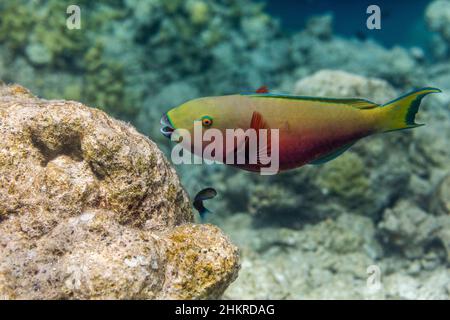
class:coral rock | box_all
[431,173,450,216]
[426,0,450,42]
[304,14,334,40]
[0,84,239,299]
[378,201,440,258]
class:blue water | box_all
[264,0,432,48]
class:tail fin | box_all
[199,207,211,222]
[378,87,441,132]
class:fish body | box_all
[193,187,217,220]
[161,87,441,173]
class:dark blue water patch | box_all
[261,0,432,48]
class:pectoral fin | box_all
[250,111,272,163]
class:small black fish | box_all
[193,187,217,220]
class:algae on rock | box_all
[0,84,239,299]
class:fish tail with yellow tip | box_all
[377,87,442,133]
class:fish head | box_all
[161,96,242,140]
[161,95,253,162]
[160,112,175,138]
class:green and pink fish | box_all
[160,86,441,173]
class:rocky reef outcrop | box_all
[293,70,397,103]
[0,84,239,299]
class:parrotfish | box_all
[193,187,217,220]
[160,87,441,173]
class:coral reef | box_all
[221,213,449,299]
[0,3,426,139]
[314,152,370,207]
[378,201,446,259]
[0,0,286,140]
[0,84,239,299]
[206,70,450,299]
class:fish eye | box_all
[201,116,213,127]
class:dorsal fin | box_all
[241,93,379,109]
[345,100,379,109]
[256,86,269,93]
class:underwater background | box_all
[1,0,450,299]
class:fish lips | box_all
[160,113,174,139]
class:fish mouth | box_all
[160,113,174,139]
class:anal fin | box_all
[309,142,355,165]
